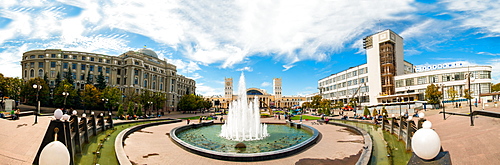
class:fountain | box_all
[170,72,320,161]
[220,72,269,141]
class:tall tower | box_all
[225,77,233,99]
[364,29,404,105]
[273,78,282,99]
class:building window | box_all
[51,62,56,68]
[89,65,94,71]
[144,80,148,88]
[117,78,121,85]
[30,69,34,77]
[38,69,43,77]
[81,74,85,80]
[106,68,110,73]
[63,63,68,69]
[63,55,68,59]
[30,62,35,68]
[51,54,56,58]
[98,66,102,72]
[405,78,414,86]
[82,56,86,60]
[117,69,121,75]
[429,75,438,83]
[134,77,138,84]
[152,82,156,89]
[50,71,56,78]
[134,69,139,76]
[38,55,44,58]
[72,55,77,59]
[124,78,127,85]
[144,73,148,79]
[160,83,163,90]
[417,76,427,85]
[81,64,86,70]
[30,55,36,59]
[90,57,95,61]
[72,63,76,70]
[98,58,102,62]
[105,76,109,82]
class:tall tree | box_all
[425,84,442,106]
[101,86,122,112]
[492,83,500,92]
[86,70,92,85]
[64,66,74,85]
[95,71,106,90]
[311,95,322,110]
[55,72,62,86]
[127,101,135,116]
[21,77,50,106]
[464,89,473,100]
[80,84,101,112]
[53,80,77,109]
[178,94,203,111]
[447,87,458,104]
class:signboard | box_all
[415,62,466,72]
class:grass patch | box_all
[290,115,321,120]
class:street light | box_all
[62,92,69,110]
[465,71,475,126]
[33,83,42,124]
[101,98,109,115]
[147,101,153,117]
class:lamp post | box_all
[62,92,69,110]
[33,84,42,124]
[147,101,153,117]
[440,84,446,120]
[101,98,109,116]
[465,72,474,126]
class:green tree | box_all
[55,72,62,86]
[311,95,322,110]
[101,87,122,112]
[64,66,74,85]
[1,76,23,103]
[136,104,143,116]
[53,80,78,109]
[372,109,378,116]
[336,101,344,110]
[80,84,101,112]
[21,77,50,106]
[492,83,500,92]
[464,89,473,100]
[178,94,203,111]
[127,102,135,116]
[425,84,443,106]
[381,107,388,117]
[320,99,331,116]
[117,104,124,117]
[86,70,92,85]
[447,87,458,103]
[96,71,106,90]
[363,106,370,116]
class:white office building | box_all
[317,29,492,107]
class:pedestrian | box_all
[278,114,281,120]
[459,103,462,108]
[187,119,190,124]
[199,117,202,123]
[220,116,223,123]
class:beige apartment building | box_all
[21,48,195,111]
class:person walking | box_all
[187,119,190,124]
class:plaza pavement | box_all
[2,102,500,164]
[123,116,365,165]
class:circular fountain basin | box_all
[170,122,320,161]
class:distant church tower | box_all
[225,78,233,98]
[273,78,282,99]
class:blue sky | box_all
[0,0,499,97]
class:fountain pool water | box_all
[177,124,312,153]
[220,72,268,141]
[170,72,320,161]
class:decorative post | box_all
[409,121,451,164]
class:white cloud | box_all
[260,82,271,87]
[282,64,295,71]
[443,0,500,36]
[195,83,223,96]
[236,66,252,72]
[478,52,500,56]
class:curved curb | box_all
[169,122,320,161]
[328,119,373,165]
[114,119,182,165]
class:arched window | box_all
[38,69,44,77]
[152,82,156,89]
[24,70,27,77]
[144,80,148,88]
[30,69,35,77]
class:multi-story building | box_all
[208,77,305,110]
[20,48,196,111]
[317,29,492,107]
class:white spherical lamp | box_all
[62,114,70,121]
[412,121,441,160]
[82,113,87,118]
[419,112,425,118]
[39,141,70,165]
[91,111,94,115]
[54,109,63,120]
[408,116,413,120]
[100,113,103,117]
[72,110,77,115]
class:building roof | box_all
[137,48,158,58]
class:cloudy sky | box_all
[1,0,499,96]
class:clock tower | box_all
[224,77,233,99]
